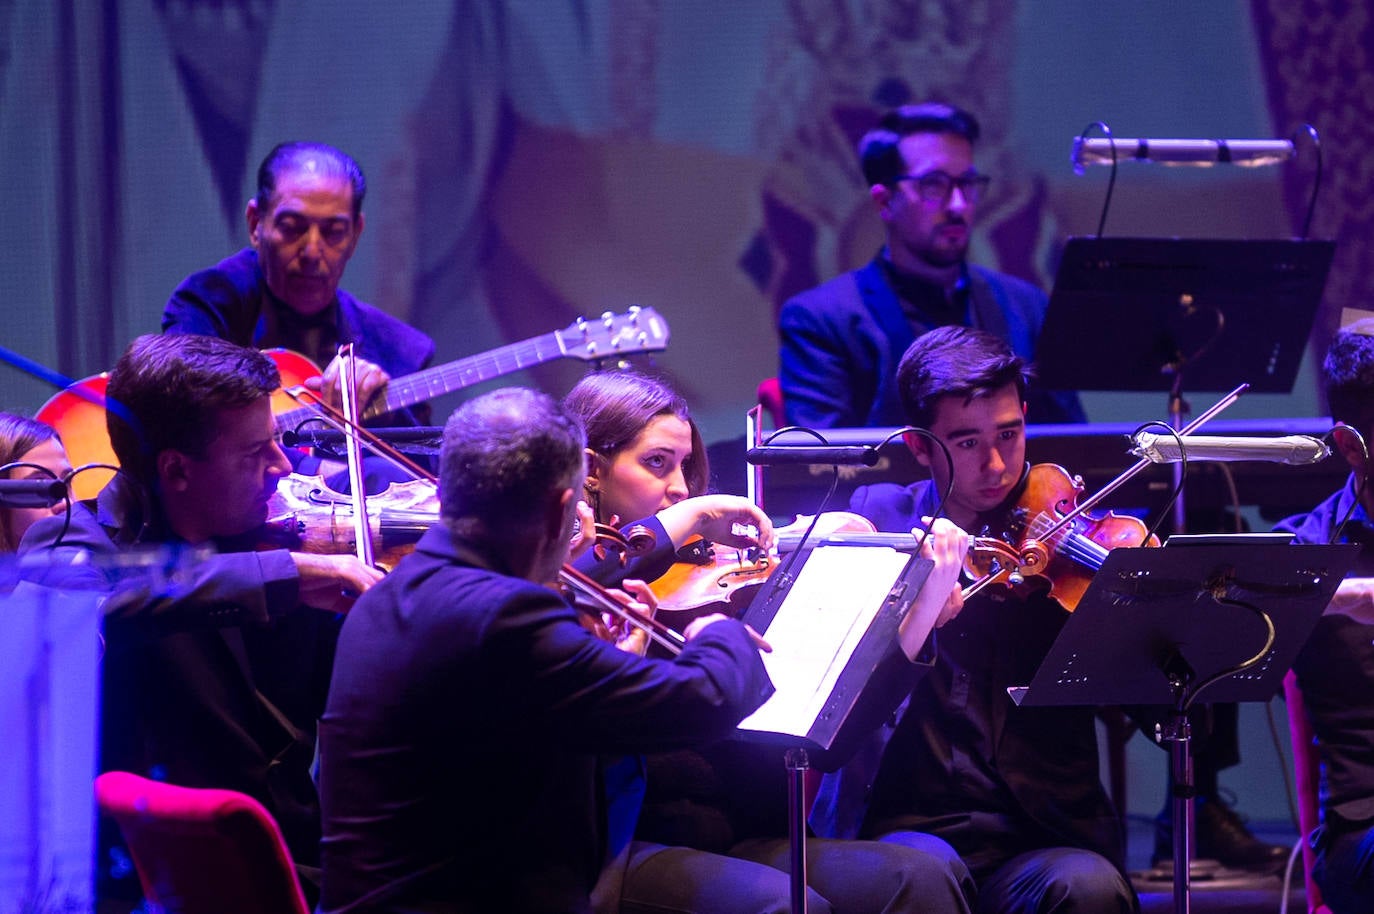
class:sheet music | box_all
[738,545,913,738]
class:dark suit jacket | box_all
[812,480,1123,879]
[163,247,436,428]
[317,524,774,914]
[778,255,1085,428]
[19,477,333,869]
[1276,474,1374,827]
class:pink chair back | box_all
[94,770,310,914]
[757,377,785,428]
[1283,670,1333,914]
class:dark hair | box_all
[105,335,280,487]
[256,142,366,219]
[561,370,709,504]
[0,413,61,551]
[859,102,981,186]
[1324,320,1374,436]
[897,326,1029,429]
[0,412,58,472]
[439,388,586,539]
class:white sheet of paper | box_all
[738,545,914,737]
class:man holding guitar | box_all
[163,141,435,483]
[157,141,670,492]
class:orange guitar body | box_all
[38,350,320,501]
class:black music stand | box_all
[1037,236,1334,533]
[1038,237,1333,396]
[1007,538,1356,914]
[736,542,937,914]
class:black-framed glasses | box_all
[892,170,991,204]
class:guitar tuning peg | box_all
[600,311,614,325]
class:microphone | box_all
[745,446,880,467]
[1130,432,1330,465]
[0,477,68,509]
[1073,137,1294,173]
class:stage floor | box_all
[1127,816,1309,913]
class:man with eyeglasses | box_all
[778,102,1084,429]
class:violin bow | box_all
[1031,382,1249,545]
[337,345,376,567]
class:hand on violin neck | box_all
[307,352,391,413]
[567,499,597,561]
[292,551,385,613]
[657,495,774,552]
[894,516,970,661]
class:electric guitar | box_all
[39,306,670,499]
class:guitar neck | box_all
[271,306,668,433]
[273,330,568,432]
[368,330,569,418]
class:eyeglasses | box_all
[892,170,991,204]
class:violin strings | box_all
[1027,513,1111,571]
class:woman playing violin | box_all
[566,368,775,587]
[563,368,976,914]
[823,326,1138,914]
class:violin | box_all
[262,472,439,568]
[649,511,919,631]
[963,463,1159,611]
[561,562,686,655]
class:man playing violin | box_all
[1273,319,1374,914]
[317,387,774,914]
[19,333,382,909]
[813,326,1138,914]
[164,141,436,475]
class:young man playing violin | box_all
[563,369,977,914]
[317,387,774,914]
[19,333,382,909]
[814,326,1138,914]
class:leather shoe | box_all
[1152,798,1288,873]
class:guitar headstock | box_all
[558,306,670,362]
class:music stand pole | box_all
[1169,373,1189,535]
[786,748,810,914]
[1156,655,1197,914]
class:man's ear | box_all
[246,198,262,245]
[548,487,576,542]
[902,430,932,468]
[1332,425,1371,472]
[870,183,894,221]
[156,450,192,494]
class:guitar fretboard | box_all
[273,329,564,432]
